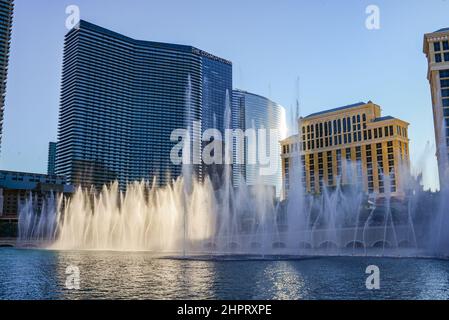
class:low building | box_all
[0,170,73,217]
[281,101,410,198]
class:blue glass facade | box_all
[0,0,13,154]
[55,20,232,188]
[47,142,57,175]
[200,51,233,183]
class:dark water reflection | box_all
[0,249,448,300]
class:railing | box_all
[197,225,417,251]
[0,238,16,247]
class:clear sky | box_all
[1,0,448,190]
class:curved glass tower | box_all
[56,20,232,188]
[232,90,286,197]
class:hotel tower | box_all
[281,101,410,198]
[424,28,449,188]
[55,20,232,189]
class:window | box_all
[443,89,449,98]
[436,54,442,63]
[445,53,449,62]
[434,42,441,52]
[442,79,449,88]
[444,99,449,107]
[362,114,366,122]
[346,148,352,160]
[444,108,449,117]
[441,70,449,78]
[444,41,449,51]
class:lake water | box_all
[0,248,448,300]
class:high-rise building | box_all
[232,89,286,197]
[281,101,410,198]
[47,142,57,175]
[55,20,232,189]
[0,0,13,154]
[423,28,449,188]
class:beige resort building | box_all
[281,101,410,199]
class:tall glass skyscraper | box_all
[47,142,57,175]
[232,90,286,197]
[56,20,232,188]
[0,0,13,154]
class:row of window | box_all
[284,142,401,194]
[302,114,367,137]
[434,40,449,52]
[283,127,408,156]
[434,40,449,63]
[282,125,407,153]
[441,71,449,131]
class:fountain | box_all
[15,78,449,259]
[15,161,449,258]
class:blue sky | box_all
[1,0,448,190]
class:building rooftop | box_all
[0,170,73,193]
[304,102,367,119]
[372,116,396,122]
[233,89,282,106]
[435,27,449,33]
[0,170,64,179]
[75,20,232,65]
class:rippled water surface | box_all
[0,249,449,300]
